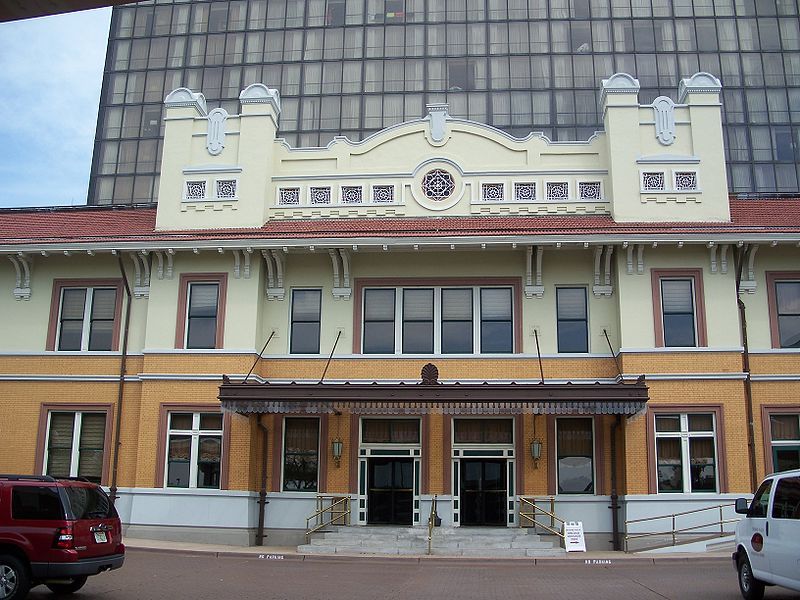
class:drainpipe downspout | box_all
[609,415,621,551]
[256,415,269,546]
[735,246,759,492]
[110,252,132,507]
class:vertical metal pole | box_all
[256,418,269,546]
[720,506,724,535]
[672,515,676,546]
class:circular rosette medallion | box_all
[421,169,455,202]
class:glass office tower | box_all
[88,0,800,205]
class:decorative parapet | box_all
[164,87,207,116]
[678,72,722,103]
[600,72,640,106]
[239,83,281,114]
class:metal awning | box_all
[218,374,648,417]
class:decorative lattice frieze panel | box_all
[216,179,237,199]
[310,186,332,205]
[514,182,536,202]
[674,171,698,191]
[578,181,602,200]
[546,182,569,201]
[185,181,206,200]
[481,183,504,202]
[642,172,665,191]
[279,187,301,205]
[341,185,363,204]
[372,185,394,204]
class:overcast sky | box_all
[0,8,111,208]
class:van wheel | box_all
[46,576,88,595]
[0,554,30,600]
[738,555,765,600]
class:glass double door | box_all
[367,458,413,525]
[459,459,507,526]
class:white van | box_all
[733,468,800,600]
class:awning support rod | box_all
[603,328,623,380]
[534,329,545,384]
[244,330,275,384]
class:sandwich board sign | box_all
[563,521,586,552]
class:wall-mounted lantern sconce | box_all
[530,439,542,469]
[332,438,343,467]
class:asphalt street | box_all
[23,549,800,600]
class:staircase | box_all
[298,526,566,557]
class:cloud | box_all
[0,8,111,207]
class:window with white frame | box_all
[57,287,118,351]
[290,289,322,354]
[166,412,222,489]
[185,282,220,349]
[283,417,319,492]
[556,287,588,353]
[362,286,514,355]
[769,414,800,472]
[775,280,800,348]
[45,412,107,484]
[556,418,594,494]
[659,278,697,347]
[655,413,717,493]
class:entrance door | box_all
[460,459,507,526]
[367,458,413,525]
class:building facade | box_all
[2,72,800,549]
[89,0,800,206]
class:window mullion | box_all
[70,412,82,477]
[189,429,200,489]
[434,288,442,353]
[81,288,93,351]
[473,285,480,354]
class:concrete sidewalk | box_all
[123,536,733,564]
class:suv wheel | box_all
[0,554,30,600]
[46,576,88,596]
[738,554,765,600]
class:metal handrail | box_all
[306,495,351,539]
[427,494,439,555]
[518,496,566,540]
[624,502,739,552]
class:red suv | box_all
[0,475,124,599]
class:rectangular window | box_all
[774,280,800,348]
[290,289,322,354]
[660,279,697,347]
[480,288,512,353]
[402,288,433,353]
[186,283,220,349]
[45,412,107,484]
[362,284,515,354]
[655,413,717,493]
[363,289,396,353]
[283,417,319,492]
[11,487,65,520]
[362,419,421,444]
[454,419,513,444]
[166,412,222,489]
[556,418,594,494]
[770,414,800,472]
[557,287,588,353]
[57,287,118,351]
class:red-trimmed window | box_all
[651,269,707,348]
[766,272,800,349]
[175,274,227,349]
[47,280,123,351]
[43,411,110,484]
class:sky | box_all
[0,8,111,208]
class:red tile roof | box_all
[1,199,799,247]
